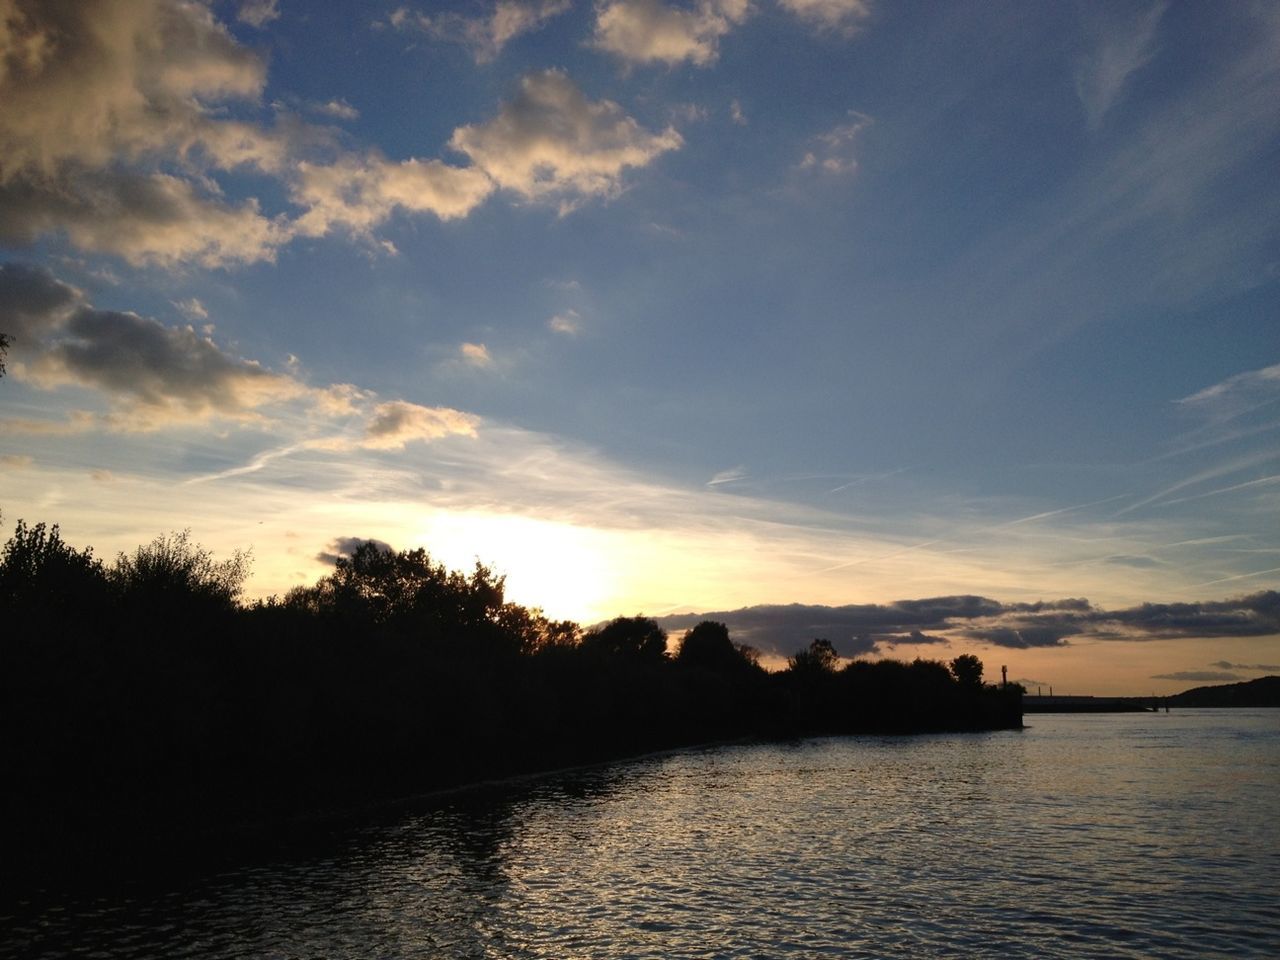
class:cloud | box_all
[173,298,209,321]
[459,342,494,367]
[237,0,281,28]
[0,172,289,268]
[1076,2,1166,128]
[1177,362,1280,420]
[0,454,34,469]
[1,265,299,421]
[653,591,1280,659]
[0,263,478,443]
[548,309,581,334]
[316,535,395,566]
[777,0,872,34]
[292,154,494,238]
[360,401,481,450]
[388,1,571,63]
[312,99,359,121]
[0,0,301,264]
[730,99,746,125]
[0,262,80,345]
[22,305,307,422]
[591,0,751,67]
[1150,670,1242,683]
[1208,660,1280,672]
[449,69,682,208]
[959,625,1073,649]
[797,112,871,175]
[707,466,748,485]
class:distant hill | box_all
[1169,675,1280,707]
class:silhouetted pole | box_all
[1001,665,1007,689]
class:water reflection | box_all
[5,712,1279,959]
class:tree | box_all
[582,616,668,661]
[112,529,250,610]
[949,654,984,688]
[787,638,839,674]
[0,333,9,378]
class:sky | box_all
[1,0,1278,695]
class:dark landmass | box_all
[1168,675,1280,708]
[1023,695,1158,713]
[0,519,1020,885]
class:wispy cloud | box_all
[1076,2,1167,127]
[778,0,873,35]
[548,309,581,334]
[797,112,871,175]
[386,1,571,64]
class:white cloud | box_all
[313,98,359,121]
[730,98,746,125]
[460,342,494,366]
[387,1,571,63]
[1177,363,1280,415]
[548,309,581,334]
[777,0,872,34]
[592,0,751,67]
[173,297,209,321]
[237,0,281,28]
[292,154,495,238]
[798,112,871,175]
[1076,2,1167,128]
[449,69,682,207]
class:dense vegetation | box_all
[0,518,1021,869]
[1168,675,1280,708]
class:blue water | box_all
[5,709,1278,958]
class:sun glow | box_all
[414,512,621,623]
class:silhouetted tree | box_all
[582,616,669,661]
[787,637,839,674]
[112,529,250,610]
[949,653,984,688]
[0,333,9,378]
[0,518,107,613]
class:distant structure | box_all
[1001,665,1007,688]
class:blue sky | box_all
[1,0,1277,693]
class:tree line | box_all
[0,518,1021,870]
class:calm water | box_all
[5,710,1278,958]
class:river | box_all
[5,709,1278,958]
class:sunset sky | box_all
[1,0,1277,694]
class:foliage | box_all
[787,637,839,674]
[582,615,669,661]
[0,332,9,378]
[112,529,250,609]
[949,653,984,687]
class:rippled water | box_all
[5,709,1278,958]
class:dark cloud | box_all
[654,590,1280,660]
[960,625,1073,649]
[316,536,395,566]
[1150,671,1243,682]
[1106,593,1280,639]
[883,630,949,646]
[1209,660,1280,672]
[0,262,79,345]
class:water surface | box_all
[6,709,1278,958]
